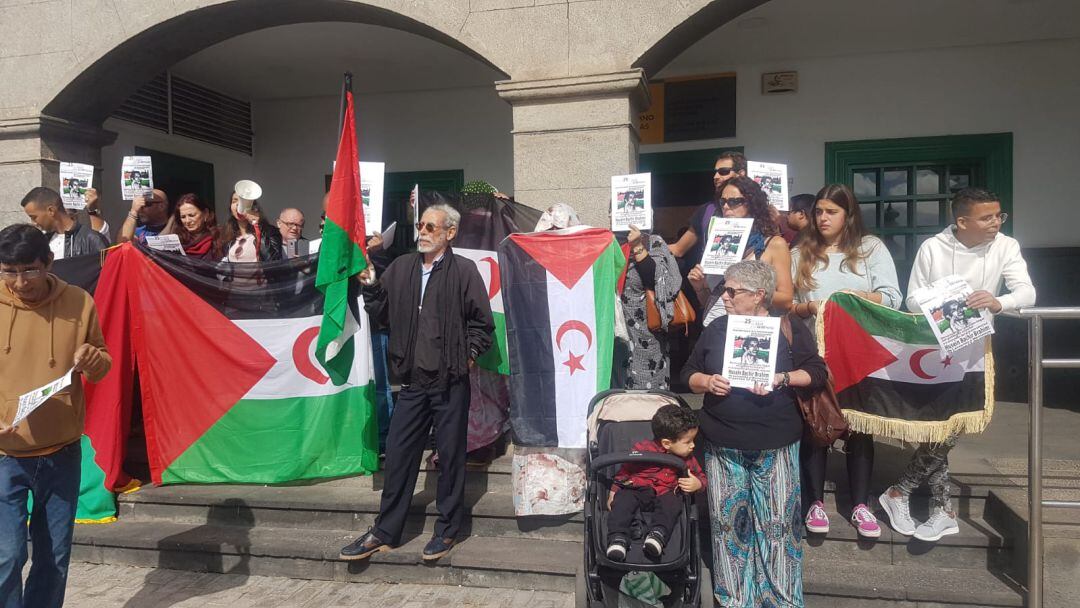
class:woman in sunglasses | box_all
[222,193,283,262]
[688,175,794,324]
[790,183,901,541]
[682,260,826,607]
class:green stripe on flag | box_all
[593,240,626,393]
[161,384,379,485]
[476,311,508,375]
[76,435,116,523]
[831,292,938,345]
[315,220,368,385]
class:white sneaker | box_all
[878,490,917,536]
[913,507,959,542]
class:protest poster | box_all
[747,161,788,211]
[60,162,94,210]
[13,367,75,427]
[359,161,385,236]
[911,275,995,355]
[145,234,186,256]
[121,156,153,201]
[722,314,781,391]
[700,217,753,275]
[610,172,652,231]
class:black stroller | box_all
[582,389,703,607]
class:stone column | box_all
[0,115,116,227]
[496,70,649,228]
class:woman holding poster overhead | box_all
[790,183,901,540]
[622,226,681,389]
[688,176,794,324]
[682,260,826,608]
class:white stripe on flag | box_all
[455,248,503,314]
[869,335,985,385]
[548,266,597,448]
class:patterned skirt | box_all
[704,440,804,608]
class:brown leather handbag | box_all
[646,289,696,334]
[779,314,848,447]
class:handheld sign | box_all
[60,162,94,210]
[610,173,653,231]
[722,315,781,392]
[700,217,753,275]
[747,161,789,211]
[911,275,995,355]
[145,234,186,256]
[13,368,75,427]
[121,156,153,201]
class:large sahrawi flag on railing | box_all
[90,244,379,485]
[820,292,994,443]
[500,227,626,448]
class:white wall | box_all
[645,37,1080,248]
[99,84,513,236]
[252,85,513,228]
[100,119,256,233]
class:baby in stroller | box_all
[606,404,706,561]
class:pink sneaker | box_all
[851,504,882,538]
[805,501,830,534]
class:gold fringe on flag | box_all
[815,295,996,444]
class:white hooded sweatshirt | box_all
[906,226,1036,313]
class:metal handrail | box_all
[1005,306,1080,608]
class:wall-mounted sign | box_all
[762,71,798,95]
[638,73,736,144]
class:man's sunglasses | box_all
[719,197,748,208]
[714,167,735,176]
[416,221,443,234]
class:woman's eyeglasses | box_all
[719,197,748,208]
[720,287,755,298]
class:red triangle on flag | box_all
[509,228,614,290]
[126,247,276,483]
[823,300,897,393]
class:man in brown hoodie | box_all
[0,224,111,608]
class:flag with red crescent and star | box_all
[498,227,626,448]
[81,243,379,490]
[820,292,993,443]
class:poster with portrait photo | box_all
[120,156,153,201]
[911,275,994,355]
[722,314,781,391]
[747,161,788,211]
[359,161,385,236]
[59,162,94,210]
[700,217,753,275]
[610,172,652,231]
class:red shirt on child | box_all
[612,439,707,496]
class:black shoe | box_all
[643,530,666,559]
[339,529,390,561]
[422,535,457,561]
[605,538,629,562]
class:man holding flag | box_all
[339,202,494,562]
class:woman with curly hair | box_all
[790,183,901,541]
[688,175,794,324]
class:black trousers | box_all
[800,431,875,511]
[607,486,682,543]
[373,377,470,546]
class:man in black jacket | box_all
[340,203,493,563]
[21,187,109,259]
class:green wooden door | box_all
[136,147,216,214]
[385,169,464,252]
[825,133,1012,288]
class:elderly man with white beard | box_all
[339,203,494,563]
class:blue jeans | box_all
[371,330,394,453]
[0,441,82,608]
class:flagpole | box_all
[337,72,353,144]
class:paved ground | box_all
[60,563,575,607]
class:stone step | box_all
[118,480,582,540]
[72,521,579,593]
[802,558,1024,606]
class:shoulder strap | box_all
[700,202,716,236]
[780,314,794,348]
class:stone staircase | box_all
[67,447,1040,607]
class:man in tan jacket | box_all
[0,224,111,608]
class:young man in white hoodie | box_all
[878,187,1036,542]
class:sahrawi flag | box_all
[500,227,626,448]
[316,73,368,384]
[89,244,378,485]
[821,292,994,443]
